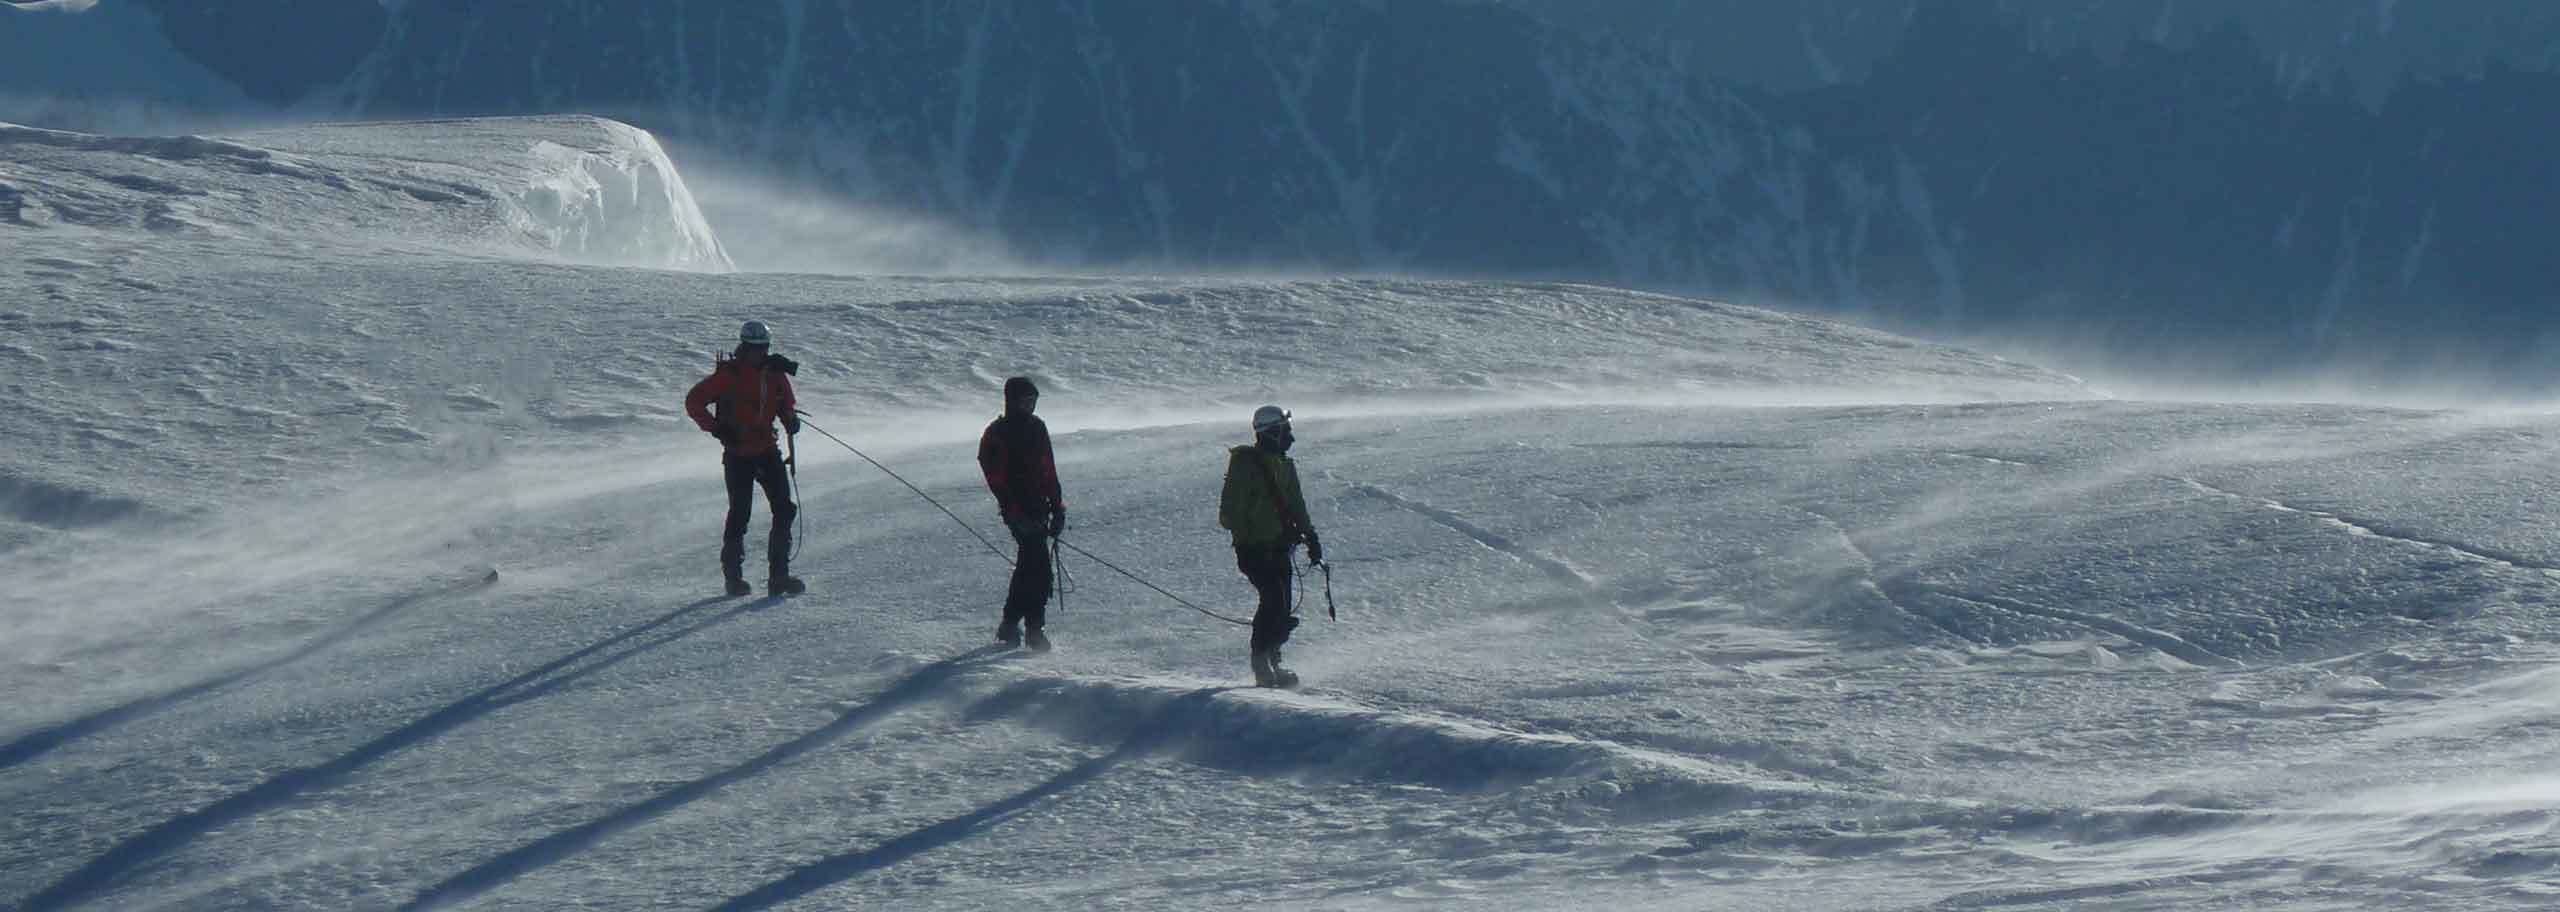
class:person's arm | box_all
[1030,424,1064,534]
[685,371,727,435]
[1219,450,1247,531]
[979,426,1013,515]
[1283,461,1315,535]
[1036,425,1063,508]
[776,374,800,435]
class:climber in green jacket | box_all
[1220,405,1322,688]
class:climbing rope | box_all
[799,414,1255,629]
[796,416,1013,565]
[1055,536,1254,627]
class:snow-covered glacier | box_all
[8,117,2560,912]
[2,115,730,271]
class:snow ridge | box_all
[511,120,734,272]
[970,672,1836,812]
[1,116,733,271]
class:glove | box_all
[1303,530,1324,565]
[782,414,801,436]
[711,424,738,446]
[1047,505,1067,538]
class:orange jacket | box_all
[685,358,797,456]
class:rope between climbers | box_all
[797,414,1251,629]
[1055,537,1254,627]
[797,416,1014,565]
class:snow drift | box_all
[0,115,732,271]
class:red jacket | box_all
[685,358,797,456]
[978,413,1062,519]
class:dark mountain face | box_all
[30,0,2560,386]
[1772,5,2560,373]
[1497,0,2560,97]
[337,0,1852,290]
[131,0,388,104]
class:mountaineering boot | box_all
[725,574,753,597]
[996,619,1022,647]
[1262,647,1300,689]
[1024,626,1052,653]
[768,574,806,596]
[1251,649,1298,688]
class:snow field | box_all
[8,117,2560,910]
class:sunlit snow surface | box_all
[1,115,731,271]
[6,119,2560,911]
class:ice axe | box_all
[1318,559,1336,620]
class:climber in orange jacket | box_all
[685,320,803,596]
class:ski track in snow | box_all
[1937,451,2036,468]
[1796,506,1973,647]
[1799,497,2243,666]
[2173,475,2560,578]
[1348,483,1596,589]
[1908,584,2240,669]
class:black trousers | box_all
[1236,544,1296,652]
[722,449,797,579]
[1005,520,1052,630]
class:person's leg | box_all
[1018,532,1053,648]
[755,451,797,580]
[1242,548,1294,652]
[721,455,755,584]
[1004,521,1050,635]
[1238,546,1296,683]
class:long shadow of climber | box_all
[0,572,495,771]
[23,593,773,912]
[707,688,1223,912]
[398,644,1023,911]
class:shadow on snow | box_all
[20,592,771,911]
[0,573,494,772]
[399,644,1024,911]
[707,689,1220,912]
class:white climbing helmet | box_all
[739,320,772,347]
